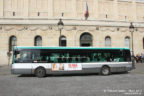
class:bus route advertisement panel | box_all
[52,63,82,71]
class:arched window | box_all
[59,36,67,46]
[34,36,42,46]
[9,36,17,51]
[105,36,111,47]
[80,33,93,47]
[125,37,130,48]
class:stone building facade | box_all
[0,0,144,65]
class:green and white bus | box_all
[11,46,133,77]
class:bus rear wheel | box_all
[100,66,111,75]
[35,67,46,78]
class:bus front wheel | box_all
[100,66,111,76]
[35,67,46,78]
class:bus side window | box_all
[81,57,84,63]
[97,53,103,62]
[32,53,35,61]
[55,54,59,63]
[119,58,124,62]
[86,57,90,62]
[40,56,43,61]
[62,55,66,63]
[32,50,40,62]
[46,56,49,62]
[93,53,97,62]
[124,50,131,61]
[114,58,120,62]
[88,53,92,62]
[65,53,69,63]
[110,50,123,62]
[68,57,72,63]
[78,55,81,62]
[118,51,124,62]
[50,54,54,63]
[104,53,111,62]
[72,57,76,63]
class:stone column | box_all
[0,0,4,17]
[132,0,137,22]
[13,0,17,12]
[114,0,118,20]
[23,0,29,18]
[93,0,99,19]
[72,0,77,18]
[48,0,53,17]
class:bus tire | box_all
[35,67,46,78]
[100,66,111,76]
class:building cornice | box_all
[0,18,144,28]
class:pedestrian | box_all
[136,54,139,63]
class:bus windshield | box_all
[15,50,33,63]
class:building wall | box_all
[0,0,144,65]
[1,0,144,21]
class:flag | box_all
[85,2,89,19]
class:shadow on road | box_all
[18,74,35,77]
[17,72,129,78]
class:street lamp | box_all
[58,19,64,46]
[129,22,135,69]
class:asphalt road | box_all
[0,63,144,96]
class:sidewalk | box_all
[0,65,11,75]
[131,63,144,74]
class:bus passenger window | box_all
[92,53,97,62]
[40,56,43,61]
[119,58,124,62]
[46,56,49,62]
[58,57,62,63]
[106,56,111,62]
[72,57,76,63]
[76,57,78,62]
[68,57,72,63]
[86,57,90,62]
[50,54,54,63]
[62,56,66,63]
[78,55,81,63]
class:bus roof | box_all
[14,46,130,50]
